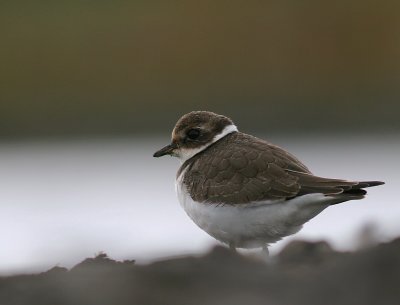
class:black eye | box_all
[187,128,200,140]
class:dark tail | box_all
[342,180,385,196]
[286,170,385,199]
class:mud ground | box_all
[1,238,399,305]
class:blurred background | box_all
[0,0,399,274]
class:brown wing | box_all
[287,170,384,198]
[181,132,303,204]
[180,132,384,204]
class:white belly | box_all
[176,173,334,248]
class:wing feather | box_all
[180,132,384,205]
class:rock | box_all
[0,238,399,305]
[277,240,339,264]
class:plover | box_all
[153,111,384,251]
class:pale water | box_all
[0,135,398,274]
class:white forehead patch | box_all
[176,124,238,163]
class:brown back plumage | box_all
[179,132,384,204]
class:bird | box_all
[153,111,384,252]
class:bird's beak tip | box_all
[153,143,176,158]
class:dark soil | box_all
[1,238,399,305]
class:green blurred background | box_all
[1,0,399,274]
[1,0,399,139]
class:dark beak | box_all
[153,143,177,157]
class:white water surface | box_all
[0,134,398,274]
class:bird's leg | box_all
[229,243,237,253]
[262,245,269,257]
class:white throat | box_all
[176,124,238,163]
